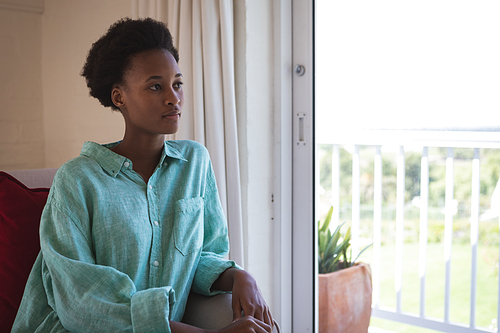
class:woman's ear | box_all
[111,86,125,109]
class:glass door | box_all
[293,0,500,332]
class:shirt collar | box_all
[163,141,188,163]
[80,141,188,177]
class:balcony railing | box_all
[318,129,500,333]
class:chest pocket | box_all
[173,197,204,256]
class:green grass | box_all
[362,242,499,332]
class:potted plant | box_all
[318,206,372,333]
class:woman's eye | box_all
[174,82,184,89]
[149,84,161,91]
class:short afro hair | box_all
[81,17,179,110]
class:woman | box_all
[13,18,272,333]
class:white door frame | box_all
[272,0,315,331]
[291,0,316,331]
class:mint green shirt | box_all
[12,140,237,333]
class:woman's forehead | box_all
[126,49,180,80]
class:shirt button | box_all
[148,185,153,190]
[154,221,159,226]
[153,261,159,267]
[124,161,130,167]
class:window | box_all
[292,1,500,332]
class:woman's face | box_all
[112,49,184,137]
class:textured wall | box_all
[0,6,44,170]
[0,0,128,170]
[41,0,127,168]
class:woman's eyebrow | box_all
[144,73,183,82]
[144,75,162,82]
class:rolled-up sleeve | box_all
[39,196,175,333]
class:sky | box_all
[315,0,500,137]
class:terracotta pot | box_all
[318,263,372,333]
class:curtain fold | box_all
[131,0,244,267]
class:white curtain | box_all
[130,0,244,267]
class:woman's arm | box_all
[33,165,176,332]
[39,201,176,332]
[170,322,209,333]
[211,268,273,328]
[190,151,272,332]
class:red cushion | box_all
[0,172,49,333]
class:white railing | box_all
[319,129,500,333]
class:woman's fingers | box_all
[232,297,243,322]
[229,269,274,330]
[263,307,273,328]
[222,315,272,333]
[243,303,257,318]
[233,295,273,328]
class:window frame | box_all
[290,0,316,331]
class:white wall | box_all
[0,1,44,170]
[42,0,128,168]
[0,0,128,170]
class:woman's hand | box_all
[230,270,272,327]
[218,316,272,333]
[211,268,273,330]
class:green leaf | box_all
[319,206,333,233]
[318,230,327,254]
[324,231,341,259]
[330,252,343,272]
[344,226,351,241]
[335,230,351,256]
[318,206,365,273]
[352,243,373,265]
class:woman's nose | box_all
[164,88,180,105]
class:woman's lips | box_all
[163,112,180,120]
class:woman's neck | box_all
[111,134,165,183]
